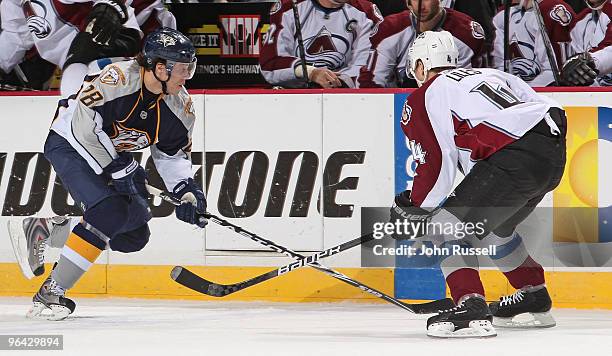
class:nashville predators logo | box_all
[100,66,126,86]
[184,96,195,115]
[302,27,350,70]
[111,124,151,151]
[159,33,177,47]
[549,4,572,26]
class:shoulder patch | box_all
[470,21,485,39]
[401,101,412,126]
[270,0,281,14]
[100,66,126,86]
[184,95,195,115]
[549,4,572,26]
[371,4,384,36]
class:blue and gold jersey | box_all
[51,59,195,190]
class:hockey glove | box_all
[561,52,599,86]
[104,153,148,200]
[389,190,430,240]
[172,178,208,228]
[85,0,128,46]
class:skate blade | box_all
[427,320,497,338]
[493,312,556,328]
[7,220,35,279]
[26,302,71,321]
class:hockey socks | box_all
[479,231,545,288]
[502,256,545,290]
[51,223,105,290]
[445,268,485,304]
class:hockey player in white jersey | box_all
[12,28,206,321]
[391,30,566,337]
[561,0,612,86]
[0,0,175,95]
[357,0,485,87]
[492,0,575,86]
[259,0,383,88]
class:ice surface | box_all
[0,297,611,356]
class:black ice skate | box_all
[7,216,68,279]
[27,274,76,321]
[489,286,556,328]
[427,296,496,338]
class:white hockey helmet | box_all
[585,0,607,11]
[407,30,459,86]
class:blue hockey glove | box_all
[172,178,207,228]
[104,153,148,200]
[389,190,430,240]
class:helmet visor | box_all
[170,58,197,80]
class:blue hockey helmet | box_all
[142,27,197,80]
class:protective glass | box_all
[170,59,197,80]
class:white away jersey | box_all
[259,0,383,87]
[50,60,195,191]
[492,0,574,87]
[357,8,485,88]
[401,68,561,208]
[0,0,140,70]
[569,2,612,85]
[0,0,174,73]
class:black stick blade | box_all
[171,266,223,296]
[405,298,455,314]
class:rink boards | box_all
[0,88,610,308]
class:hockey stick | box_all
[531,0,561,85]
[173,231,374,297]
[415,0,423,34]
[291,0,310,87]
[146,184,454,314]
[503,0,511,73]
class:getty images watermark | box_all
[368,216,496,257]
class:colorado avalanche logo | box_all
[371,4,384,36]
[401,102,412,126]
[24,0,52,39]
[470,21,485,40]
[549,4,572,26]
[270,0,281,14]
[301,26,350,70]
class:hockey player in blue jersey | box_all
[15,27,206,320]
